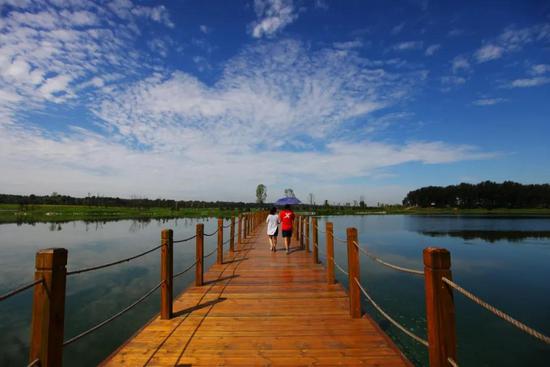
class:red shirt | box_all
[279,209,295,231]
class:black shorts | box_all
[282,229,292,238]
[269,228,279,237]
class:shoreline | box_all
[2,204,550,224]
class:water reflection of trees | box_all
[422,231,550,243]
[129,218,152,232]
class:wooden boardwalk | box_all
[102,224,411,366]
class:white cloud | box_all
[452,55,470,73]
[470,24,550,65]
[529,64,550,75]
[474,44,504,63]
[0,0,170,123]
[393,41,423,51]
[199,25,210,34]
[132,5,174,28]
[39,74,72,98]
[472,98,506,106]
[94,40,425,149]
[441,76,466,85]
[425,44,440,56]
[509,77,550,88]
[250,0,298,38]
[0,3,495,203]
[391,22,405,35]
[333,40,363,50]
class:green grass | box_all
[2,204,550,224]
[312,206,550,216]
[0,204,242,224]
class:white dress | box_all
[266,214,280,236]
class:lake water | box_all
[1,215,549,366]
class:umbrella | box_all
[273,197,302,206]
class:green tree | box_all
[256,184,267,204]
[284,188,295,198]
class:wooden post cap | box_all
[423,248,450,269]
[161,229,173,239]
[35,248,68,270]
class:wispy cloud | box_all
[393,41,424,51]
[474,44,504,63]
[452,56,470,73]
[425,44,440,56]
[472,98,506,106]
[474,24,550,63]
[509,77,550,88]
[250,0,298,38]
[391,22,405,35]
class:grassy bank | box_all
[313,206,550,216]
[2,203,550,224]
[0,204,240,224]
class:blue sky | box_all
[0,0,549,204]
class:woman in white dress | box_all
[265,207,280,252]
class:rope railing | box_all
[67,244,162,276]
[353,241,424,276]
[63,281,163,347]
[448,357,459,367]
[442,277,550,344]
[354,277,429,347]
[332,234,347,244]
[204,229,219,237]
[27,358,40,367]
[0,278,42,303]
[330,255,348,276]
[203,246,218,259]
[173,234,196,243]
[173,261,198,279]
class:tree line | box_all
[0,193,264,211]
[403,181,550,208]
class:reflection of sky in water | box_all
[1,216,549,366]
[315,216,550,367]
[0,218,229,366]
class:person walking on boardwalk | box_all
[278,204,295,254]
[266,207,280,252]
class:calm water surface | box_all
[1,215,549,366]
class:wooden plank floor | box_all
[102,224,411,366]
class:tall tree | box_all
[256,184,267,204]
[284,188,295,198]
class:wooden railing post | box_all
[195,224,204,286]
[29,248,67,367]
[243,214,248,240]
[312,217,319,263]
[217,218,223,264]
[346,228,361,318]
[230,216,235,253]
[299,216,304,249]
[423,248,456,367]
[326,222,335,284]
[305,216,310,253]
[160,229,173,320]
[238,214,242,245]
[293,216,298,241]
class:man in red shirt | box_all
[278,204,295,254]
